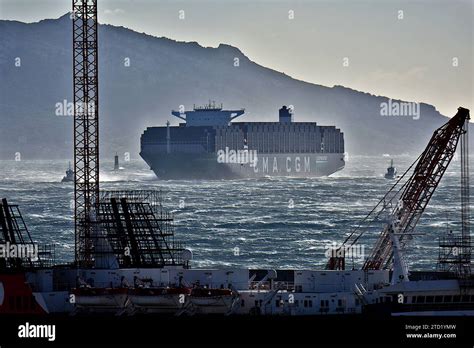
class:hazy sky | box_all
[1,0,472,116]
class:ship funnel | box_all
[279,106,293,124]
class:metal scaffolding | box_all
[438,117,472,277]
[93,191,187,268]
[70,1,187,270]
[72,0,100,267]
[0,198,55,269]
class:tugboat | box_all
[384,159,397,179]
[61,162,74,182]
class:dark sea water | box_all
[0,155,470,271]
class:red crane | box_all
[327,107,471,275]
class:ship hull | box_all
[140,151,345,179]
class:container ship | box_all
[140,103,345,179]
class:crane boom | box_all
[363,107,470,270]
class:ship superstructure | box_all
[140,104,345,179]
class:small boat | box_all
[61,162,74,182]
[71,287,129,312]
[384,159,397,179]
[128,286,191,313]
[189,287,236,314]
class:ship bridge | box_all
[171,102,245,127]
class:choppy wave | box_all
[0,156,472,271]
